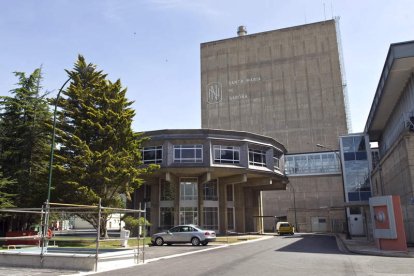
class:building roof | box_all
[200,19,336,47]
[365,41,414,140]
[142,128,287,153]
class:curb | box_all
[335,234,414,258]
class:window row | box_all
[285,152,340,175]
[142,144,282,169]
[160,180,232,202]
[159,206,234,230]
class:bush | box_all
[123,216,150,237]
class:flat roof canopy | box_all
[365,41,414,140]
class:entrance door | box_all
[349,214,364,236]
[311,217,327,232]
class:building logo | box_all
[207,82,222,103]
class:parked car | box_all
[276,222,294,235]
[151,225,216,246]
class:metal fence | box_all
[0,200,146,271]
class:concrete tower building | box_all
[201,19,350,231]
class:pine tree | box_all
[0,68,51,210]
[54,56,154,237]
[0,172,15,209]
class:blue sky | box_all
[1,0,413,133]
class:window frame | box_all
[142,146,163,164]
[213,145,240,164]
[248,148,267,167]
[203,181,218,201]
[173,144,203,163]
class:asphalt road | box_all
[95,234,414,276]
[95,234,345,276]
[1,234,413,275]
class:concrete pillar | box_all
[244,188,261,233]
[198,181,204,227]
[234,184,245,233]
[166,172,179,226]
[150,180,160,235]
[173,179,180,225]
[218,181,226,234]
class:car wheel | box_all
[155,237,164,246]
[201,241,208,246]
[191,237,200,246]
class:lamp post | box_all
[46,77,72,203]
[316,143,351,239]
[41,77,72,252]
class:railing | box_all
[0,201,147,272]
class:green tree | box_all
[0,68,51,210]
[0,172,15,209]
[53,56,155,237]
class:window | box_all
[249,148,267,167]
[273,154,280,171]
[145,206,151,226]
[179,207,198,225]
[227,208,234,230]
[174,145,203,163]
[203,181,218,201]
[180,178,198,201]
[213,145,240,164]
[226,184,233,202]
[160,180,175,201]
[144,184,151,202]
[142,146,162,164]
[160,207,174,229]
[180,226,195,232]
[203,207,218,230]
[341,135,372,202]
[285,152,340,175]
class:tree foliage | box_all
[0,172,15,209]
[53,56,155,237]
[0,68,51,210]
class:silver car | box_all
[151,225,216,246]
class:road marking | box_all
[70,236,273,275]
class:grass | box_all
[48,235,260,248]
[49,236,152,248]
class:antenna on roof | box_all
[323,2,326,21]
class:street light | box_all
[41,76,72,253]
[47,77,72,203]
[316,143,351,239]
[47,65,93,202]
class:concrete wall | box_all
[201,20,348,153]
[371,132,414,243]
[262,174,345,232]
[0,252,96,271]
[200,20,349,232]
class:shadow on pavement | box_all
[275,234,345,255]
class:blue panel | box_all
[356,152,367,160]
[360,192,371,201]
[344,152,355,161]
[348,192,360,201]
